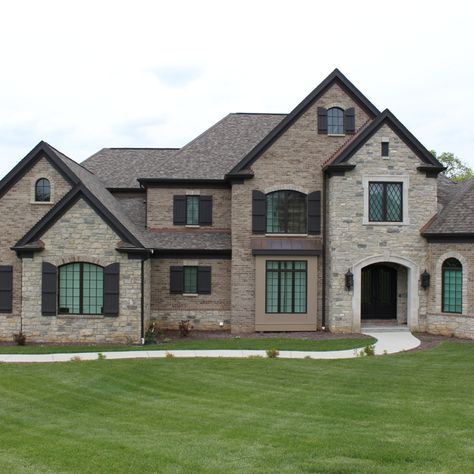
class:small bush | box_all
[266,349,279,359]
[145,322,161,344]
[165,352,174,359]
[179,320,192,337]
[13,332,26,346]
[358,344,376,357]
[97,353,106,360]
[70,356,82,362]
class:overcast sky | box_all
[0,0,473,178]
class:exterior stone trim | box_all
[351,254,420,331]
[263,184,309,195]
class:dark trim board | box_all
[227,69,380,178]
[154,249,232,259]
[138,178,230,189]
[423,233,474,243]
[108,188,146,194]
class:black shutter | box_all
[41,262,57,316]
[308,191,321,235]
[252,190,266,234]
[0,265,13,313]
[170,266,184,294]
[344,107,355,134]
[199,196,213,226]
[173,195,186,225]
[103,263,120,316]
[197,266,211,294]
[317,107,327,133]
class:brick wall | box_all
[230,83,371,332]
[147,187,231,229]
[150,258,231,330]
[0,157,71,341]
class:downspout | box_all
[321,172,328,330]
[140,258,145,344]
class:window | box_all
[59,263,104,314]
[382,142,389,157]
[35,178,51,202]
[186,196,199,225]
[184,266,198,294]
[266,261,307,313]
[369,182,402,222]
[442,258,462,313]
[327,107,344,134]
[266,191,307,234]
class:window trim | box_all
[368,181,403,222]
[265,260,307,314]
[58,262,104,315]
[265,190,308,234]
[442,258,463,314]
[362,176,409,225]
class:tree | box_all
[431,150,473,182]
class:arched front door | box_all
[361,264,397,320]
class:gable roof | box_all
[324,109,445,173]
[12,142,148,252]
[82,148,178,189]
[227,68,380,177]
[0,141,79,198]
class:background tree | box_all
[431,150,473,182]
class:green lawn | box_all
[0,337,375,354]
[0,342,473,473]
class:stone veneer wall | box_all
[424,243,474,338]
[326,124,437,332]
[0,157,71,341]
[150,258,231,330]
[230,83,371,332]
[21,199,143,343]
[147,187,231,229]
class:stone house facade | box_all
[0,69,473,343]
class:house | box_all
[0,69,473,343]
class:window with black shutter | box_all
[174,195,213,226]
[169,266,212,295]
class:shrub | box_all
[145,322,161,344]
[358,344,376,357]
[97,353,106,360]
[70,356,82,362]
[165,352,174,359]
[179,320,192,337]
[266,349,279,359]
[13,332,26,346]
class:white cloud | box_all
[0,0,473,177]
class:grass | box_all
[0,337,376,354]
[0,341,473,473]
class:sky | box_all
[0,0,473,179]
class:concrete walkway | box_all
[0,330,420,363]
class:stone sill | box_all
[363,222,409,226]
[57,314,105,320]
[185,225,200,228]
[264,234,309,237]
[327,134,345,137]
[183,293,198,297]
[428,312,473,319]
[30,201,54,205]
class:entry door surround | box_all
[351,255,419,331]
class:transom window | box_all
[442,258,462,314]
[184,266,198,294]
[186,196,199,225]
[266,261,307,313]
[59,263,104,315]
[35,178,51,202]
[327,107,344,134]
[266,191,307,234]
[369,182,403,222]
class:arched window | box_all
[35,178,51,202]
[59,263,104,315]
[442,258,462,313]
[266,191,307,234]
[327,107,344,134]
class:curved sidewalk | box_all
[0,330,420,363]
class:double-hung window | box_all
[266,261,307,313]
[369,182,403,222]
[186,196,199,225]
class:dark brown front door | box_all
[361,264,397,320]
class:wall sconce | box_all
[421,270,430,289]
[345,270,354,291]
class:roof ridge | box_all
[106,147,180,151]
[232,112,287,116]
